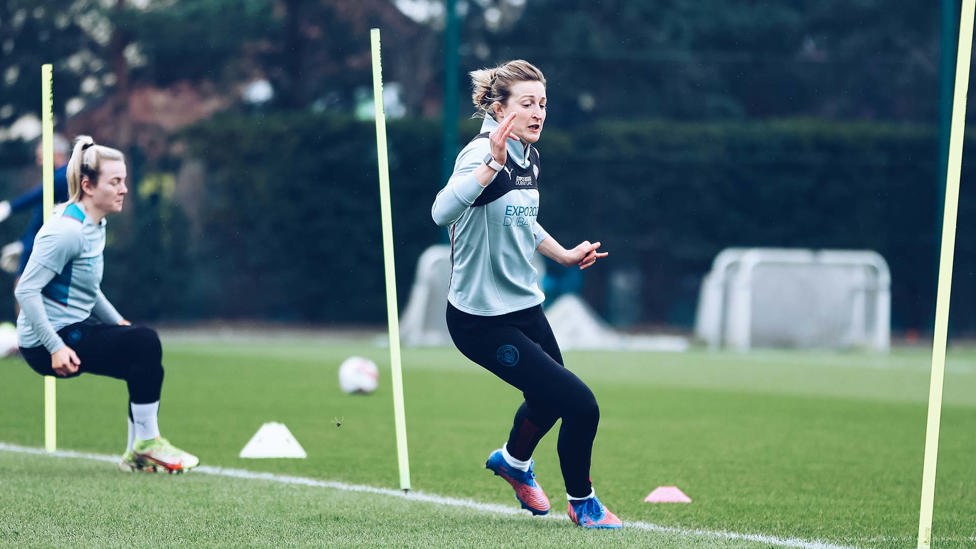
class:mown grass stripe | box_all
[0,442,854,549]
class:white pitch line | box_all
[0,442,854,549]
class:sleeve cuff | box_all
[451,173,488,204]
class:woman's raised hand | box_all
[488,112,518,166]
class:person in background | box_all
[0,134,71,276]
[15,135,199,474]
[431,59,621,529]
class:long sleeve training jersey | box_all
[432,116,550,316]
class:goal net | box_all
[695,248,890,351]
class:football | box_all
[338,356,379,394]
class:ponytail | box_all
[470,67,499,116]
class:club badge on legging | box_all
[64,328,82,345]
[496,344,520,367]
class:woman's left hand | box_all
[568,241,608,270]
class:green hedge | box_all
[97,113,974,334]
[174,113,443,323]
[539,120,941,329]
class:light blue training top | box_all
[16,202,123,352]
[431,116,550,316]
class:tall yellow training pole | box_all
[370,28,411,492]
[917,1,975,546]
[41,64,57,452]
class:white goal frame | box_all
[695,248,890,351]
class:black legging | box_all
[447,303,598,498]
[20,318,164,404]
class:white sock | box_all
[567,488,595,501]
[126,417,135,452]
[501,444,531,472]
[130,401,161,441]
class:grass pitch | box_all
[1,331,975,548]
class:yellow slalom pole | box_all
[41,64,57,452]
[370,28,411,492]
[917,1,975,547]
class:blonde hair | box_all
[470,59,546,119]
[65,135,125,202]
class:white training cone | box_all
[239,422,307,458]
[644,486,692,503]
